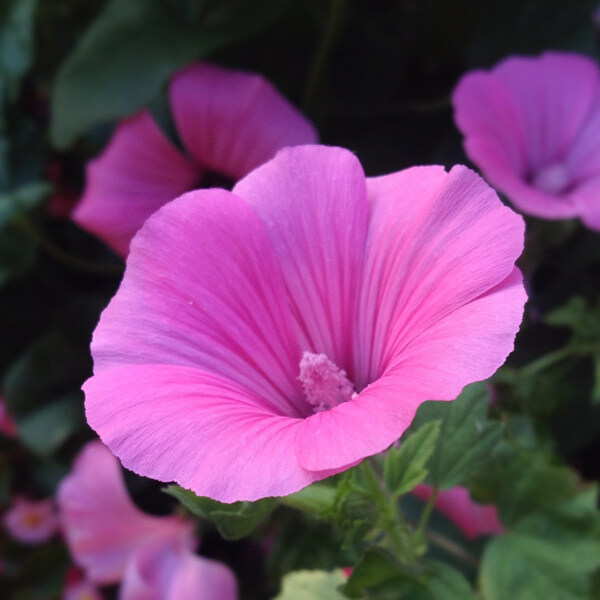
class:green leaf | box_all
[16,393,85,455]
[344,551,478,600]
[0,0,37,99]
[408,561,478,600]
[480,511,600,600]
[51,0,288,147]
[343,546,408,598]
[282,482,337,519]
[409,383,502,489]
[164,485,275,540]
[0,182,49,227]
[333,467,378,547]
[274,569,347,600]
[384,421,440,496]
[0,225,36,286]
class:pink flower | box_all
[73,62,317,256]
[413,484,504,540]
[83,145,526,502]
[63,575,103,600]
[0,397,16,437]
[119,542,237,600]
[453,51,600,230]
[58,441,196,584]
[3,497,59,544]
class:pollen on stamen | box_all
[298,351,355,413]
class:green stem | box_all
[359,461,406,556]
[426,530,479,569]
[303,0,347,115]
[14,216,123,275]
[515,343,600,380]
[415,486,439,541]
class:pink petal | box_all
[57,441,196,584]
[73,111,200,257]
[356,165,525,388]
[233,146,369,375]
[91,188,304,417]
[119,544,237,600]
[3,497,59,545]
[84,365,338,503]
[493,52,599,171]
[63,578,103,600]
[298,269,524,471]
[453,52,600,220]
[569,175,600,231]
[170,63,317,179]
[413,484,504,539]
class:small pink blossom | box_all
[3,497,59,545]
[413,484,504,539]
[63,574,103,600]
[83,145,526,502]
[453,51,600,230]
[58,441,196,584]
[119,542,237,600]
[73,62,317,256]
[0,397,16,437]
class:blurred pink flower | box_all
[453,52,600,230]
[413,484,504,539]
[58,441,196,584]
[63,576,103,600]
[83,145,526,502]
[73,62,317,256]
[0,397,16,437]
[3,497,59,544]
[119,542,237,600]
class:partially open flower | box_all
[413,484,504,539]
[58,441,196,584]
[73,62,317,256]
[119,542,237,600]
[84,145,526,502]
[453,51,600,230]
[3,497,59,545]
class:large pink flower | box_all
[57,441,196,584]
[83,145,526,503]
[73,62,317,256]
[119,542,237,600]
[453,51,600,230]
[413,484,504,540]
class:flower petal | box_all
[233,145,369,374]
[58,441,195,584]
[84,365,338,503]
[298,267,524,472]
[170,63,317,179]
[73,111,200,257]
[356,165,524,387]
[92,188,304,417]
[413,484,503,539]
[119,544,237,600]
[569,175,600,231]
[493,52,600,172]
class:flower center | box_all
[22,511,42,529]
[298,351,355,413]
[531,162,571,195]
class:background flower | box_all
[3,497,59,545]
[453,51,600,230]
[413,484,504,540]
[84,144,525,502]
[58,441,196,584]
[72,62,317,256]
